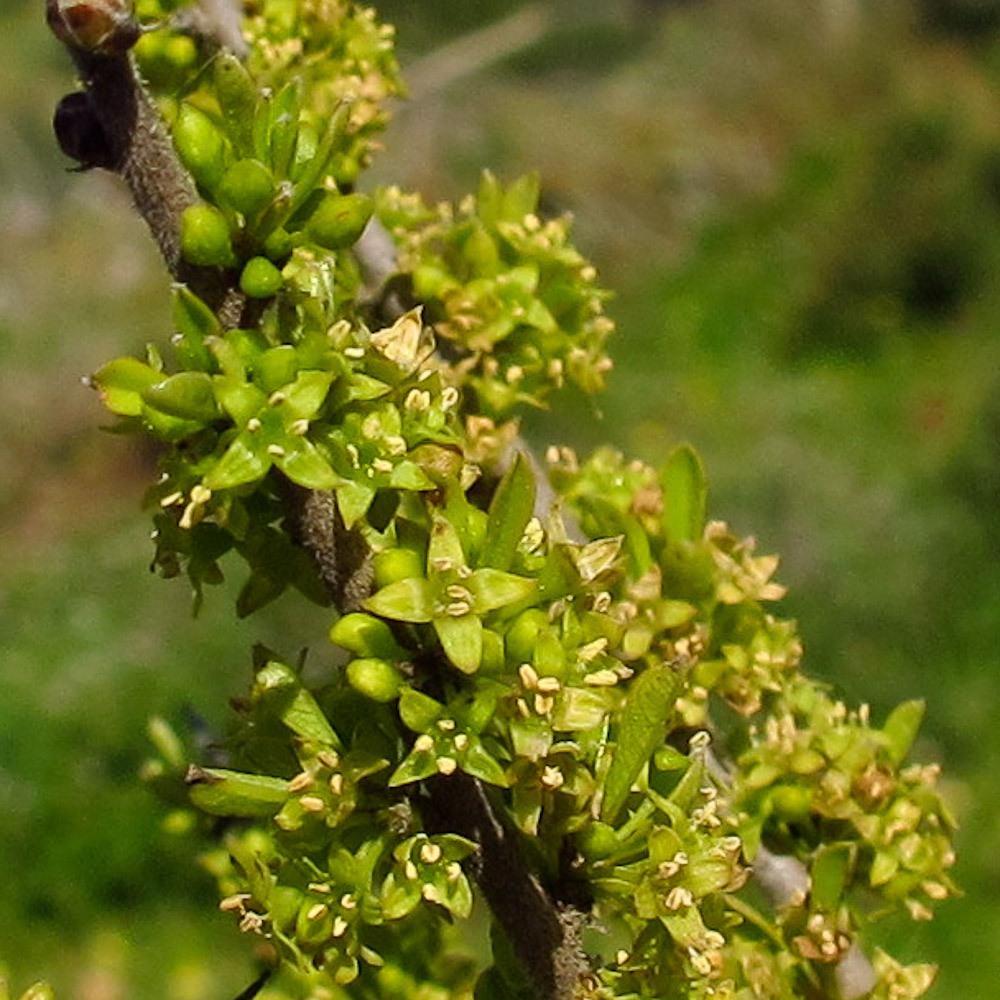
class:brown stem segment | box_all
[424,772,587,1000]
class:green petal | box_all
[365,577,435,623]
[337,479,377,528]
[466,568,537,613]
[434,613,483,674]
[204,433,270,489]
[273,436,342,490]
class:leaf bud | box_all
[53,91,115,171]
[46,0,140,54]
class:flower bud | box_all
[346,657,404,703]
[239,256,283,298]
[47,0,139,54]
[305,192,374,250]
[180,203,237,268]
[174,103,229,194]
[218,158,276,216]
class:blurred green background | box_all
[2,0,998,995]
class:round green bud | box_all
[268,884,306,934]
[576,822,620,862]
[346,657,404,703]
[374,547,425,588]
[504,607,549,665]
[262,226,295,262]
[180,203,237,268]
[173,103,228,193]
[218,158,275,216]
[769,784,814,823]
[305,191,374,250]
[239,256,283,298]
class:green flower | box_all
[364,510,537,674]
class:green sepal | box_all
[388,747,439,787]
[460,739,508,786]
[600,663,679,823]
[661,444,707,545]
[273,437,341,491]
[481,452,535,571]
[91,357,160,417]
[186,765,288,817]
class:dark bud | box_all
[54,91,116,170]
[46,0,141,55]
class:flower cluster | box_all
[62,2,958,998]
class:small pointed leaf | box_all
[601,663,679,823]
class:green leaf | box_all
[661,444,707,544]
[364,577,435,623]
[92,357,160,417]
[434,613,483,674]
[256,660,341,748]
[882,699,925,765]
[600,663,679,823]
[481,452,536,571]
[466,568,538,613]
[204,433,270,490]
[142,371,220,422]
[186,765,288,817]
[172,285,220,370]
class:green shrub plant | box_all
[21,1,958,997]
